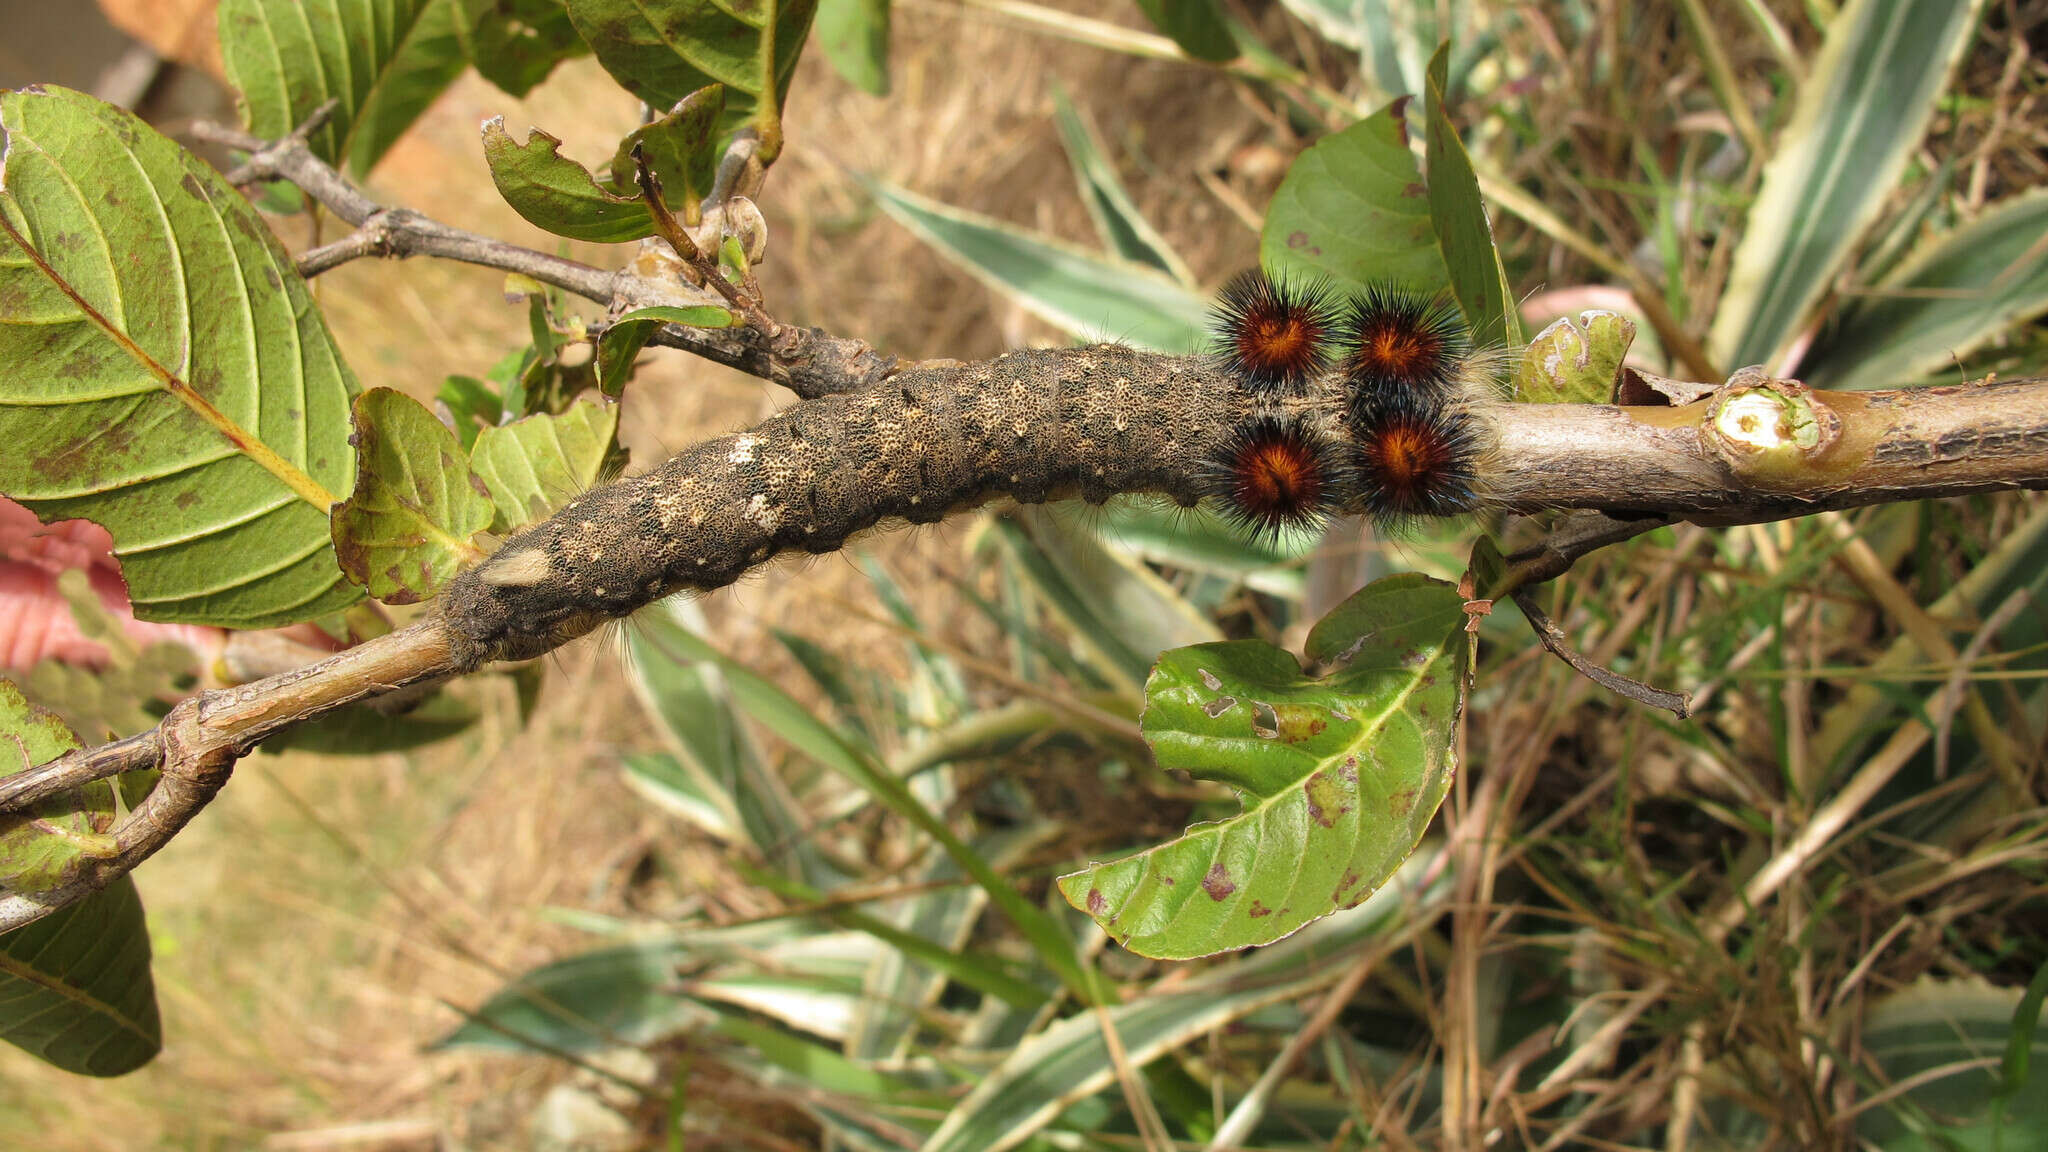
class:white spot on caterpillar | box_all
[479,548,553,587]
[728,435,760,465]
[743,493,783,533]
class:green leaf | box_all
[482,118,657,243]
[564,0,819,141]
[434,941,707,1051]
[1260,99,1452,300]
[260,691,480,754]
[437,373,504,451]
[0,682,160,1077]
[1059,574,1465,959]
[1423,41,1515,346]
[869,181,1210,353]
[1706,0,1989,371]
[1133,0,1237,62]
[0,680,114,896]
[1806,189,2048,391]
[1854,980,2048,1150]
[595,304,737,395]
[218,0,470,176]
[330,388,494,604]
[455,0,591,97]
[0,87,362,629]
[0,878,161,1077]
[930,855,1446,1152]
[1050,86,1193,283]
[605,84,727,221]
[1513,310,1636,404]
[817,0,891,96]
[468,395,620,533]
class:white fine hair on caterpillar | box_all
[477,546,555,587]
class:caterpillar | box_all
[438,275,1493,670]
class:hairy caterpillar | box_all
[439,277,1495,671]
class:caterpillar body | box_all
[440,278,1493,671]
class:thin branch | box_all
[1510,587,1692,718]
[186,118,892,400]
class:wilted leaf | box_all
[482,119,657,243]
[605,85,727,221]
[1260,99,1451,300]
[0,87,361,629]
[469,395,620,532]
[330,388,493,604]
[1515,310,1636,404]
[218,0,469,176]
[1059,574,1465,959]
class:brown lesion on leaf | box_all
[1203,861,1236,901]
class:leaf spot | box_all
[1248,899,1271,918]
[1198,667,1223,691]
[1202,862,1236,901]
[1087,888,1106,915]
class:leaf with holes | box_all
[1059,574,1465,959]
[0,680,161,1077]
[469,395,621,533]
[564,0,817,146]
[0,87,361,629]
[1260,99,1451,301]
[331,388,494,604]
[219,0,470,176]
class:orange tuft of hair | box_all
[1211,270,1341,390]
[1340,284,1469,399]
[1203,415,1351,539]
[1348,389,1481,529]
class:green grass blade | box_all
[868,180,1210,352]
[1706,0,1989,372]
[1050,85,1193,284]
[1806,189,2048,391]
[924,854,1446,1152]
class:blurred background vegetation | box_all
[2,0,2047,1149]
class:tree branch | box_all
[186,119,896,400]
